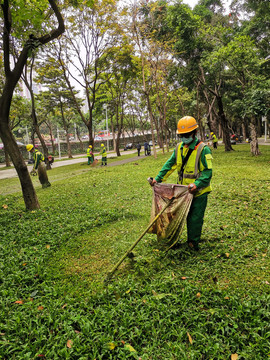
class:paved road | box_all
[0,149,145,180]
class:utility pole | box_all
[57,127,61,159]
[25,126,31,159]
[262,116,267,142]
[105,104,109,150]
[74,123,78,141]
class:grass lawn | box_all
[0,145,270,359]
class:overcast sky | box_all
[181,0,199,8]
[182,0,230,11]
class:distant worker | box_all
[100,143,107,166]
[87,145,94,165]
[136,143,141,156]
[147,142,151,156]
[150,116,213,251]
[26,144,51,188]
[144,141,149,156]
[211,132,218,149]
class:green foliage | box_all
[0,146,270,358]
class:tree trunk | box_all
[145,94,157,158]
[0,117,40,209]
[31,99,51,169]
[115,132,121,157]
[46,120,56,155]
[216,95,233,151]
[249,122,261,156]
[241,122,247,141]
[33,121,51,169]
[4,147,11,167]
[0,0,64,210]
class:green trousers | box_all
[101,157,107,166]
[187,193,208,245]
[88,156,93,165]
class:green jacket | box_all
[87,148,93,157]
[33,149,44,170]
[212,134,218,143]
[100,147,107,157]
[155,137,213,196]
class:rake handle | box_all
[105,197,174,282]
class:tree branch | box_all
[38,0,65,46]
[1,0,11,77]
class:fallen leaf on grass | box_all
[46,245,50,249]
[124,344,136,352]
[225,253,230,258]
[67,339,73,348]
[38,306,44,311]
[152,290,171,299]
[181,277,187,280]
[196,293,201,298]
[30,290,38,297]
[108,342,116,350]
[187,332,193,344]
[14,300,23,305]
[2,204,8,209]
[231,354,238,360]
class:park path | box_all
[1,138,269,180]
[0,149,149,180]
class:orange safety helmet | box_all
[176,116,198,135]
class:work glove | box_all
[30,169,37,176]
[188,183,197,194]
[148,177,157,186]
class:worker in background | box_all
[136,143,141,156]
[150,116,213,251]
[26,144,51,188]
[144,141,149,156]
[210,131,218,149]
[100,143,107,166]
[87,145,94,165]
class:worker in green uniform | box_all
[100,143,107,166]
[150,116,213,250]
[211,132,218,149]
[26,144,51,188]
[87,145,94,165]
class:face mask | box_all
[181,136,193,145]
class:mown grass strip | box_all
[0,145,270,359]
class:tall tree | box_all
[0,0,64,209]
[59,0,121,147]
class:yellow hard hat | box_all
[176,116,198,134]
[26,144,34,152]
[211,132,214,135]
[89,145,92,148]
[101,143,104,147]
